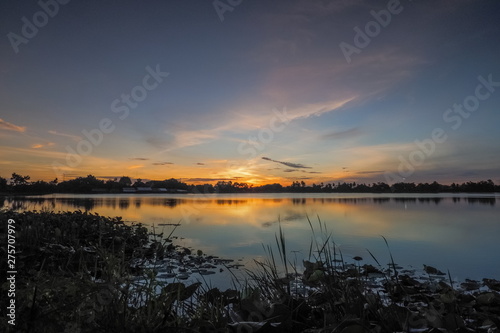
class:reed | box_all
[1,209,499,332]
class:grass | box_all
[1,209,499,332]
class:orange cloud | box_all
[127,165,145,170]
[31,142,55,149]
[0,118,26,132]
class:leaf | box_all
[440,291,456,304]
[162,282,201,301]
[476,292,496,305]
[181,282,201,301]
[340,324,365,333]
[425,308,443,328]
[308,269,325,283]
[424,264,445,275]
[444,313,465,330]
[163,282,185,297]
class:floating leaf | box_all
[424,264,445,275]
[440,291,456,304]
[444,313,465,330]
[476,292,496,305]
[308,269,325,283]
[483,278,500,292]
[340,324,365,333]
[181,282,201,300]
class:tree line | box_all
[1,173,499,194]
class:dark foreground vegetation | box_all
[1,210,500,332]
[1,172,499,194]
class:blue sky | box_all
[1,0,499,185]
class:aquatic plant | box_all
[1,209,499,332]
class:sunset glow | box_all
[1,1,499,186]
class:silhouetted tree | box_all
[31,180,56,193]
[255,183,283,192]
[150,178,189,190]
[0,170,497,194]
[0,176,7,191]
[11,173,30,186]
[190,184,215,194]
[118,176,132,186]
[133,178,146,187]
[58,174,104,193]
[215,181,234,193]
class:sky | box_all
[1,0,499,186]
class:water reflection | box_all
[2,193,499,280]
[2,194,496,211]
[466,197,496,205]
[119,199,130,210]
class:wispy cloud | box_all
[166,129,219,151]
[321,127,362,140]
[127,165,144,170]
[155,97,356,155]
[356,170,384,175]
[0,119,26,132]
[31,142,55,149]
[130,157,150,161]
[152,161,173,165]
[185,177,236,182]
[285,98,356,121]
[262,156,312,169]
[279,169,321,174]
[48,130,81,141]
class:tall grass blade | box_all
[381,235,399,282]
[366,248,381,267]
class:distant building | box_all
[164,188,188,193]
[136,187,153,193]
[123,187,137,193]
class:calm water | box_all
[3,193,500,281]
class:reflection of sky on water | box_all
[4,193,499,280]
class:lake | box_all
[3,193,500,282]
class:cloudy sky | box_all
[1,0,499,185]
